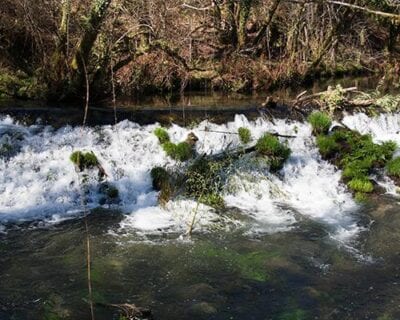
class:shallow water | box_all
[1,98,400,319]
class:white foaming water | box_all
[0,114,361,243]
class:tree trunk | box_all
[253,0,281,46]
[237,0,253,48]
[69,0,112,93]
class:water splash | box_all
[0,113,364,244]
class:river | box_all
[0,84,399,319]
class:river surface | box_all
[0,85,400,319]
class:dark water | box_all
[0,196,399,320]
[0,75,381,128]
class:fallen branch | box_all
[296,86,357,103]
[200,129,296,138]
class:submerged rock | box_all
[98,182,120,205]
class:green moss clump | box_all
[238,127,251,144]
[255,134,291,171]
[316,135,339,158]
[386,157,400,178]
[162,141,193,162]
[70,151,99,171]
[347,178,374,193]
[308,112,332,135]
[154,127,170,144]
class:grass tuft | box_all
[238,127,251,144]
[255,134,291,171]
[308,112,332,135]
[70,151,99,170]
[386,157,400,177]
[154,127,170,144]
[347,178,374,193]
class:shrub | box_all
[154,127,170,144]
[200,193,225,208]
[185,158,226,208]
[386,157,400,177]
[238,127,251,144]
[308,112,332,135]
[347,178,374,193]
[70,151,99,170]
[316,135,339,158]
[255,134,291,171]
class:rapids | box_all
[1,112,399,245]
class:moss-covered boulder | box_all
[255,134,291,171]
[70,151,99,171]
[238,127,251,144]
[154,127,170,144]
[308,111,332,135]
[150,167,173,205]
[162,141,193,162]
[310,114,397,197]
[98,182,120,205]
[154,129,198,162]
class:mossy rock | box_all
[255,134,291,171]
[313,125,397,196]
[238,127,251,144]
[162,141,193,162]
[70,151,99,171]
[150,167,170,191]
[99,183,119,205]
[308,112,332,135]
[150,167,173,204]
[154,127,170,144]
